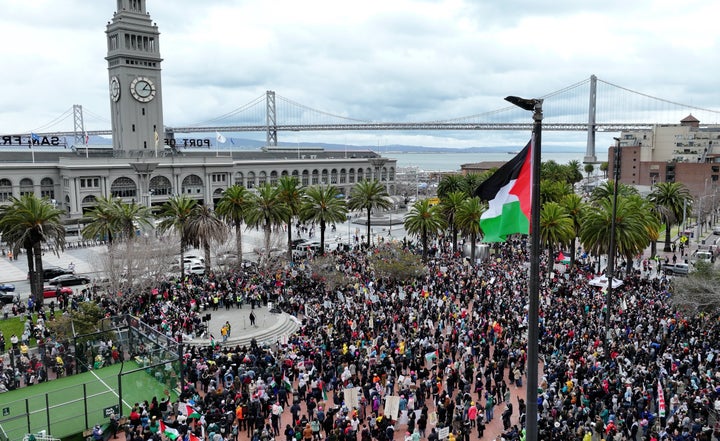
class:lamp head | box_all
[505,96,541,112]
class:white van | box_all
[692,250,712,263]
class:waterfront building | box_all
[0,0,396,227]
[609,115,720,197]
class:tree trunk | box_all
[451,226,458,255]
[320,220,326,255]
[32,242,44,309]
[366,208,372,248]
[180,237,186,279]
[569,237,576,269]
[287,216,293,262]
[235,220,243,264]
[204,240,211,274]
[263,220,271,265]
[663,225,672,252]
[470,232,477,262]
[421,226,428,261]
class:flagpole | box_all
[29,134,35,163]
[505,95,542,441]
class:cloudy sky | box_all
[1,0,718,151]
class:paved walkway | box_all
[187,302,301,348]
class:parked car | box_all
[41,266,74,281]
[47,274,91,286]
[185,264,205,275]
[0,283,16,292]
[0,292,19,305]
[661,262,690,275]
[43,286,74,298]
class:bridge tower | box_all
[584,74,598,163]
[72,104,85,146]
[266,90,277,146]
[105,0,164,157]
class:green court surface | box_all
[0,361,178,440]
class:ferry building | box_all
[0,0,396,225]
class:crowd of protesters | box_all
[3,233,720,441]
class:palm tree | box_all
[276,176,304,261]
[299,185,347,252]
[539,202,575,273]
[455,197,485,261]
[81,196,118,246]
[584,163,594,180]
[648,182,692,252]
[0,195,65,305]
[540,180,572,205]
[111,199,154,241]
[348,180,392,248]
[439,191,466,254]
[216,184,252,264]
[560,193,585,268]
[580,195,658,274]
[404,199,446,261]
[437,174,465,199]
[589,180,638,203]
[565,160,584,185]
[185,205,228,274]
[156,195,198,277]
[245,183,291,264]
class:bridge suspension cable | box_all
[183,93,266,127]
[26,107,74,134]
[597,78,720,116]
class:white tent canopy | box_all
[588,275,624,289]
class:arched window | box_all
[381,167,388,182]
[19,178,34,196]
[389,167,395,181]
[330,169,338,184]
[246,172,256,189]
[234,172,244,186]
[258,171,267,185]
[281,170,289,177]
[41,178,54,199]
[150,175,172,196]
[181,174,204,195]
[269,171,278,185]
[349,169,356,184]
[311,170,319,185]
[0,178,12,202]
[356,168,364,182]
[110,177,137,198]
[339,168,347,184]
[301,170,309,186]
[291,170,299,180]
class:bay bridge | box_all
[27,75,720,162]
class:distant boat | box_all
[507,151,519,154]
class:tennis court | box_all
[0,361,178,440]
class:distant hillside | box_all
[92,134,601,154]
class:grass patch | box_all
[0,313,39,351]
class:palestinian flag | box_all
[474,141,532,242]
[159,421,180,440]
[282,374,292,391]
[180,402,201,420]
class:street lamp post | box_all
[606,138,621,332]
[505,95,542,441]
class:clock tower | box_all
[106,0,164,157]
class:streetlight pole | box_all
[606,138,621,332]
[505,95,542,441]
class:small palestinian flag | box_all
[474,140,532,242]
[159,420,179,440]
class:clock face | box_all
[130,76,156,103]
[110,76,120,102]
